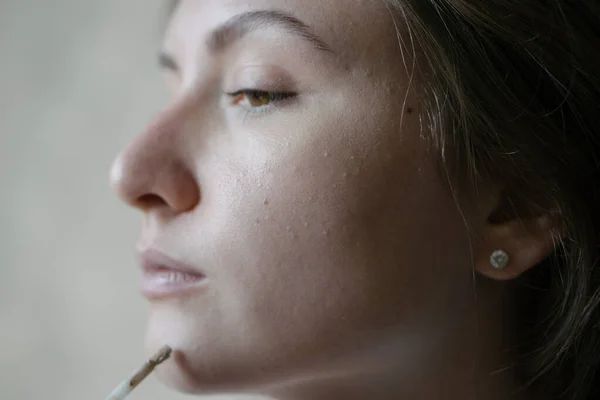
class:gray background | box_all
[0,1,261,399]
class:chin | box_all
[141,300,343,396]
[142,302,215,393]
[143,323,255,396]
[143,335,200,394]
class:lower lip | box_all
[140,269,207,299]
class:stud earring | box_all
[490,249,510,270]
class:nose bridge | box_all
[110,98,201,213]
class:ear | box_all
[473,193,561,281]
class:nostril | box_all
[110,145,200,213]
[136,194,168,210]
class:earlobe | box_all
[474,215,559,281]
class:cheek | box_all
[209,106,471,335]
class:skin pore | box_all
[110,0,555,399]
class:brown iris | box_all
[232,90,272,107]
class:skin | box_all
[110,0,555,399]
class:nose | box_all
[110,107,200,213]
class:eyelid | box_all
[223,88,297,106]
[225,89,297,112]
[225,65,297,93]
[225,88,294,97]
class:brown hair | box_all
[384,1,600,399]
[166,1,600,398]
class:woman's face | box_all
[111,0,479,395]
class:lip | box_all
[137,248,207,300]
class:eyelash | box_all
[225,89,297,113]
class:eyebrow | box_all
[159,9,333,72]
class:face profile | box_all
[109,1,600,399]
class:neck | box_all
[264,280,527,400]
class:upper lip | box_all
[136,247,205,277]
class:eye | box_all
[226,89,296,110]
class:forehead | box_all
[166,0,401,65]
